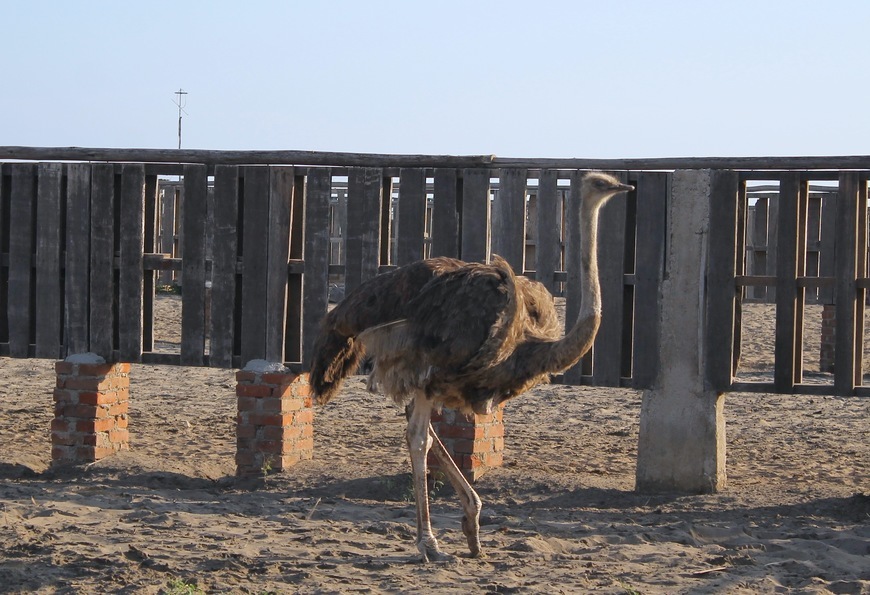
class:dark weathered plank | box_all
[834,172,861,394]
[854,177,868,386]
[300,169,332,368]
[460,168,490,263]
[285,173,306,363]
[0,163,7,344]
[158,185,176,285]
[7,164,36,357]
[396,168,427,266]
[534,169,561,293]
[180,164,208,365]
[380,175,393,266]
[431,169,460,258]
[89,164,115,359]
[142,174,158,352]
[591,172,629,386]
[562,171,585,384]
[240,166,270,364]
[64,164,91,355]
[264,166,293,363]
[209,165,239,367]
[345,168,384,294]
[632,172,668,389]
[773,173,802,391]
[704,170,740,391]
[34,163,63,358]
[817,191,837,304]
[491,168,527,272]
[117,164,145,362]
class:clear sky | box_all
[2,1,868,159]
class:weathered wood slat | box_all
[773,173,802,391]
[430,168,460,258]
[534,169,561,294]
[158,185,176,286]
[7,164,36,357]
[460,169,490,263]
[142,174,158,352]
[491,168,527,272]
[833,172,862,394]
[0,164,6,344]
[345,168,384,294]
[302,168,332,368]
[632,172,668,389]
[89,164,115,359]
[209,165,239,367]
[180,164,208,365]
[285,174,306,363]
[118,164,146,362]
[240,167,271,364]
[563,171,585,384]
[818,192,837,304]
[592,172,629,386]
[264,166,293,363]
[64,164,90,355]
[34,163,63,358]
[396,168,427,266]
[704,170,740,391]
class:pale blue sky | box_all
[2,1,868,159]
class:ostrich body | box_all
[309,172,634,561]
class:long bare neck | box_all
[549,200,603,372]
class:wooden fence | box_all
[1,147,870,395]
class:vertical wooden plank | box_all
[240,166,270,364]
[345,167,383,294]
[209,165,239,368]
[89,164,115,359]
[834,172,861,394]
[704,170,740,392]
[460,168,490,263]
[64,164,90,356]
[380,175,393,267]
[285,173,306,363]
[180,164,208,365]
[853,176,868,387]
[7,164,36,357]
[0,164,7,344]
[591,172,629,386]
[431,168,460,258]
[535,169,561,293]
[750,197,769,301]
[818,191,837,304]
[773,173,802,391]
[158,186,175,285]
[142,174,158,352]
[490,168,526,272]
[302,168,332,368]
[563,171,585,384]
[632,172,668,389]
[34,163,63,358]
[117,164,145,362]
[396,168,427,266]
[264,166,293,363]
[733,179,748,375]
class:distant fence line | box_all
[2,147,870,397]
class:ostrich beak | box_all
[614,182,635,193]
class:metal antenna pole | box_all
[173,89,188,149]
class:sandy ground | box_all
[0,297,868,594]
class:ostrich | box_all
[310,171,634,562]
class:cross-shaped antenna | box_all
[173,89,189,149]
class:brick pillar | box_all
[235,363,313,476]
[820,304,836,373]
[52,359,130,464]
[429,406,504,482]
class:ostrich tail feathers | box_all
[309,331,364,405]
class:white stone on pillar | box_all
[635,169,727,493]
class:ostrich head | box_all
[580,171,634,209]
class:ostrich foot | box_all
[417,538,452,563]
[462,514,483,558]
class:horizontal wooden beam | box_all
[3,146,870,171]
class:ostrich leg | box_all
[428,425,483,557]
[405,392,447,562]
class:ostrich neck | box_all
[551,201,603,372]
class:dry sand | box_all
[0,298,868,594]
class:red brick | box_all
[235,370,258,383]
[50,418,69,432]
[77,363,117,377]
[51,431,77,446]
[262,372,298,386]
[108,402,128,417]
[55,361,76,375]
[52,445,73,460]
[116,415,129,429]
[78,391,120,406]
[237,396,258,412]
[237,424,257,439]
[52,389,75,403]
[108,429,129,444]
[76,418,115,433]
[77,446,114,460]
[236,383,273,398]
[294,408,314,425]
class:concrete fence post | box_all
[635,169,727,493]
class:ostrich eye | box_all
[594,180,607,189]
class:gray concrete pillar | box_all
[635,170,727,493]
